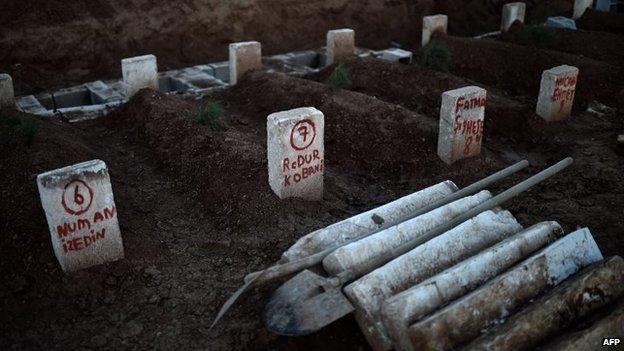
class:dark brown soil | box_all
[308,56,534,138]
[577,9,624,35]
[501,22,624,67]
[419,36,624,109]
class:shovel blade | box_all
[265,269,354,336]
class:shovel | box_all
[264,157,573,336]
[211,160,529,329]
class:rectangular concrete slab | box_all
[0,73,15,108]
[437,86,487,165]
[326,29,355,65]
[380,49,413,64]
[267,107,324,201]
[121,54,158,98]
[536,65,579,122]
[37,160,124,273]
[229,41,262,85]
[422,15,448,47]
[501,2,526,32]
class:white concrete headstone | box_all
[437,86,487,165]
[501,2,527,32]
[422,15,448,47]
[121,54,159,98]
[37,160,124,273]
[229,41,262,85]
[0,73,15,108]
[267,107,324,201]
[326,29,355,66]
[536,65,579,122]
[573,0,594,19]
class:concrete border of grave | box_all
[437,86,487,165]
[121,54,159,98]
[0,73,15,108]
[574,0,594,19]
[422,15,448,47]
[501,2,527,32]
[326,29,355,66]
[536,65,579,122]
[37,160,124,273]
[267,107,324,201]
[229,41,262,85]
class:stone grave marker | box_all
[422,15,448,47]
[267,107,324,200]
[37,160,124,273]
[501,2,526,32]
[536,65,579,122]
[121,54,159,98]
[326,29,355,66]
[229,41,262,85]
[574,0,594,19]
[437,86,487,164]
[0,73,15,108]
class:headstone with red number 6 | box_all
[37,160,124,273]
[437,86,487,165]
[267,107,325,201]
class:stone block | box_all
[267,107,324,200]
[573,0,594,19]
[326,29,355,65]
[121,54,159,98]
[380,48,413,63]
[37,160,124,273]
[422,15,448,47]
[0,73,15,108]
[229,41,262,85]
[536,65,579,122]
[545,16,578,30]
[501,2,526,32]
[437,86,487,165]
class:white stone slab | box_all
[501,2,526,32]
[267,107,324,201]
[573,0,593,19]
[536,65,579,122]
[326,29,355,66]
[422,15,448,47]
[121,54,159,98]
[37,160,124,273]
[229,41,262,85]
[380,48,413,64]
[437,86,487,165]
[0,73,15,108]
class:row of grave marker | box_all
[36,64,578,272]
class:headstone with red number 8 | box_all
[267,107,325,201]
[37,160,124,273]
[437,86,487,165]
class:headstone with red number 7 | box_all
[267,107,325,201]
[437,86,487,165]
[37,160,124,273]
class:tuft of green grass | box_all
[521,25,555,48]
[328,63,352,91]
[0,113,39,146]
[196,101,225,130]
[421,40,452,72]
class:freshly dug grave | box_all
[433,0,571,37]
[1,69,624,350]
[422,36,624,109]
[307,56,535,138]
[577,9,624,35]
[501,22,624,67]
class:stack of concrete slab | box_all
[271,180,623,351]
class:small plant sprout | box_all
[329,63,352,91]
[421,40,452,72]
[196,101,225,130]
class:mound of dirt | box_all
[501,22,624,67]
[307,56,535,138]
[577,9,624,35]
